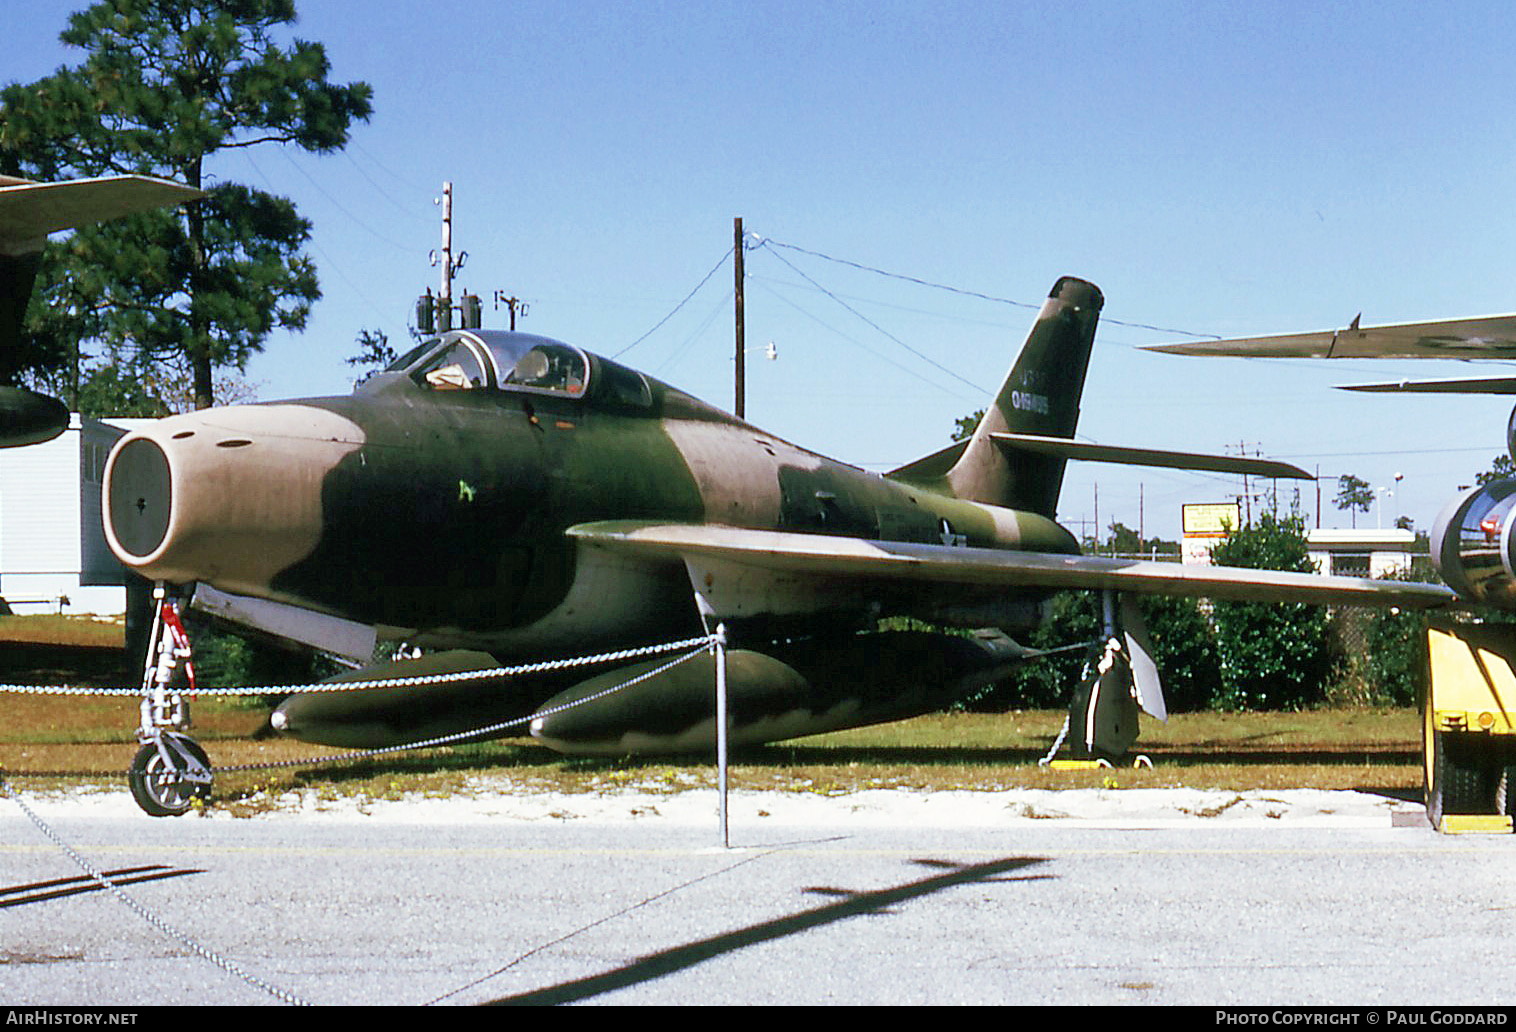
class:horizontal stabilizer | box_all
[1146,314,1516,360]
[1339,375,1516,395]
[990,432,1312,480]
[886,438,967,483]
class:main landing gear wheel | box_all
[128,735,212,817]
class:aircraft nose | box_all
[103,403,366,592]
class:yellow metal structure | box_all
[1439,815,1515,834]
[1427,623,1516,736]
[1422,621,1516,834]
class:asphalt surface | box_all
[3,786,1515,1008]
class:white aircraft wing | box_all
[568,521,1456,620]
[0,174,203,255]
[1145,314,1516,360]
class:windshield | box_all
[411,340,490,390]
[385,337,440,373]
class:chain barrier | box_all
[0,770,312,1005]
[2,633,720,781]
[2,631,724,1005]
[0,634,716,697]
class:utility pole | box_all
[438,182,454,331]
[734,217,746,419]
[419,181,474,332]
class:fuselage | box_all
[102,330,1078,658]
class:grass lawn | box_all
[1,687,1424,816]
[0,615,1425,815]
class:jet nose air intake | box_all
[107,437,173,558]
[102,404,367,593]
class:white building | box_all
[0,415,148,615]
[1305,527,1418,579]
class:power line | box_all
[756,241,988,397]
[758,236,1220,340]
[751,277,980,401]
[615,247,733,359]
[277,147,415,252]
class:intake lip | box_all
[105,437,172,560]
[101,402,368,591]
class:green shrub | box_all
[1209,511,1334,710]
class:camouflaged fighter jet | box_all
[101,277,1456,763]
[0,173,204,445]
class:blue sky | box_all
[8,0,1516,541]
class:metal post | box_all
[714,622,730,848]
[439,182,454,331]
[734,218,745,420]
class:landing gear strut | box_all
[1044,591,1168,767]
[127,585,211,816]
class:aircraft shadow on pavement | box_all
[0,864,203,909]
[482,854,1054,1006]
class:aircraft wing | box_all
[1145,314,1516,360]
[568,521,1456,618]
[1338,375,1516,395]
[0,174,204,255]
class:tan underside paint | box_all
[661,418,819,527]
[105,405,366,596]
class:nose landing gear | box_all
[127,585,212,816]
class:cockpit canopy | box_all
[380,330,651,409]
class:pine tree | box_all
[0,0,373,409]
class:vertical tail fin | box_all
[945,276,1103,515]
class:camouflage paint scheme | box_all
[102,277,1454,753]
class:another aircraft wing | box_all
[1145,314,1516,360]
[1338,375,1516,395]
[568,521,1456,619]
[0,174,204,255]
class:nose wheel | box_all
[128,733,212,817]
